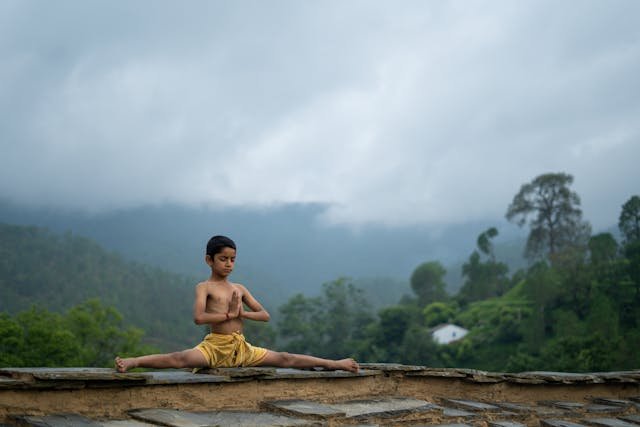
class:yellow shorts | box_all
[195,332,268,368]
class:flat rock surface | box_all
[541,420,589,427]
[0,377,26,388]
[143,371,231,384]
[440,398,501,411]
[620,415,640,424]
[586,405,625,413]
[519,372,601,383]
[591,398,635,407]
[583,419,640,427]
[489,422,528,427]
[196,366,276,377]
[11,414,102,426]
[99,421,155,426]
[359,363,426,371]
[327,397,438,419]
[263,399,346,417]
[425,424,473,427]
[442,408,477,418]
[129,408,319,426]
[269,368,378,379]
[540,401,585,410]
[0,368,147,382]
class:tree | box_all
[458,228,510,304]
[410,261,447,306]
[588,233,618,265]
[277,293,325,355]
[619,195,640,245]
[477,227,499,261]
[423,302,458,327]
[0,301,156,368]
[277,278,374,359]
[64,299,155,367]
[506,173,591,261]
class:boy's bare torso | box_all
[201,280,244,335]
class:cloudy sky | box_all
[1,1,639,230]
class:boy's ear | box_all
[205,254,213,265]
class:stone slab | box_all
[489,422,528,427]
[129,408,320,426]
[359,363,426,371]
[541,420,588,427]
[0,376,27,388]
[495,402,538,413]
[517,371,601,384]
[591,398,634,407]
[426,424,473,427]
[586,405,625,413]
[619,415,640,424]
[540,401,585,410]
[0,368,148,382]
[11,414,102,426]
[266,368,380,379]
[327,397,439,420]
[584,419,640,427]
[440,398,501,411]
[442,408,477,418]
[196,366,277,377]
[263,400,346,418]
[406,369,468,378]
[593,372,640,383]
[143,371,232,384]
[508,377,549,384]
[99,421,156,426]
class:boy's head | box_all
[206,235,236,258]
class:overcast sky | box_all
[1,1,638,230]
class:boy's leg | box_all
[257,350,358,373]
[115,348,208,373]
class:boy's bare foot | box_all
[114,356,137,373]
[333,358,359,373]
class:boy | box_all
[115,235,359,373]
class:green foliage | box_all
[423,302,458,327]
[277,278,374,359]
[269,190,640,372]
[0,300,156,368]
[589,233,618,265]
[619,195,640,245]
[410,261,448,306]
[477,227,498,260]
[458,252,510,305]
[0,223,199,350]
[505,173,591,261]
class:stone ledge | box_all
[1,366,640,390]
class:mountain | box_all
[0,223,201,350]
[0,199,529,301]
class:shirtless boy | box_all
[115,235,359,373]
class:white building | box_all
[431,324,469,345]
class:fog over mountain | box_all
[0,201,532,300]
[1,1,639,232]
[1,1,637,307]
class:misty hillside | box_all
[0,223,201,350]
[0,200,532,299]
[0,222,410,351]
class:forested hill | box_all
[0,223,203,350]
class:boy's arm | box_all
[238,285,270,322]
[192,283,229,325]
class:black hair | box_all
[206,235,236,258]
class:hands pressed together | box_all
[227,290,243,320]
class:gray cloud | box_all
[1,0,638,229]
